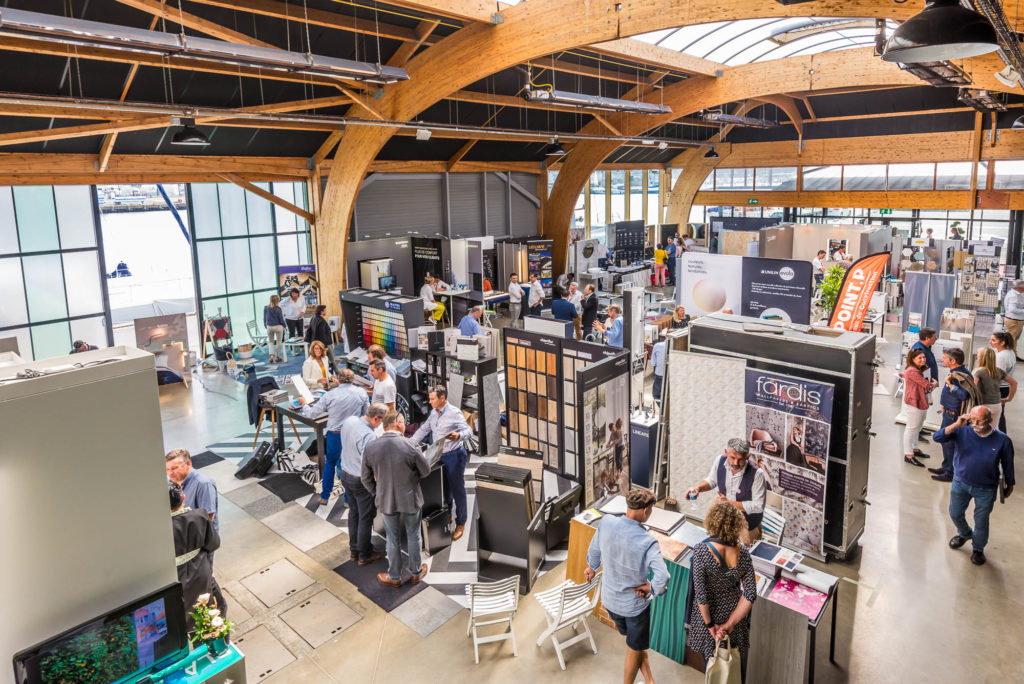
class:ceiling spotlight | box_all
[957,87,1007,112]
[657,141,668,150]
[881,0,999,64]
[641,139,655,145]
[704,147,719,159]
[544,138,566,156]
[1012,114,1024,129]
[415,128,431,141]
[170,118,211,146]
[995,64,1021,88]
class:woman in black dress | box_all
[687,501,757,680]
[305,304,337,372]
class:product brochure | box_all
[767,577,828,621]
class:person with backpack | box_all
[929,347,978,483]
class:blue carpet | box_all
[230,343,344,384]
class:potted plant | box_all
[190,593,234,657]
[817,264,848,321]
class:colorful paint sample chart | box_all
[339,288,423,358]
[744,368,834,557]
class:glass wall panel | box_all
[689,205,705,223]
[249,236,277,290]
[196,241,226,296]
[887,163,934,190]
[190,184,221,238]
[70,316,108,351]
[23,254,67,322]
[223,240,253,293]
[935,162,980,190]
[700,171,714,190]
[277,234,299,267]
[548,171,558,196]
[14,186,60,253]
[245,183,274,236]
[227,293,257,345]
[993,160,1024,189]
[54,186,97,249]
[1,327,31,358]
[629,170,644,221]
[842,164,886,190]
[0,187,17,254]
[31,321,71,361]
[647,170,660,224]
[590,172,606,227]
[802,166,842,190]
[218,184,248,237]
[62,251,103,317]
[0,256,27,327]
[272,182,299,233]
[754,167,797,191]
[610,170,626,222]
[716,168,754,190]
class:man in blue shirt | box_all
[411,385,473,540]
[550,286,579,325]
[665,239,677,286]
[339,403,388,565]
[933,406,1014,565]
[928,348,975,482]
[911,327,939,382]
[166,448,219,534]
[650,337,667,400]
[585,489,670,684]
[594,304,624,347]
[301,369,370,505]
[457,306,484,337]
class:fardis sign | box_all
[745,369,834,422]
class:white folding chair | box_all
[464,575,520,664]
[246,319,268,353]
[533,571,602,670]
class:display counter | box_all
[566,506,841,680]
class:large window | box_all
[647,170,661,224]
[0,186,109,360]
[802,166,842,190]
[628,170,644,221]
[887,163,935,191]
[589,171,606,227]
[993,160,1024,189]
[754,167,797,191]
[609,170,626,222]
[190,181,310,346]
[842,164,886,191]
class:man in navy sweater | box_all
[933,406,1014,566]
[910,327,939,382]
[929,348,973,482]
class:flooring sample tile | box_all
[333,557,427,613]
[306,535,352,570]
[197,460,249,493]
[279,589,362,648]
[221,589,253,623]
[240,558,315,607]
[261,504,342,552]
[191,450,225,469]
[225,481,274,508]
[241,494,292,521]
[259,472,315,502]
[233,625,296,682]
[390,586,463,638]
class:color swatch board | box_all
[339,288,422,358]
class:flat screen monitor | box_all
[13,583,189,684]
[379,275,396,291]
[545,484,582,523]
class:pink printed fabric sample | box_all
[767,577,827,621]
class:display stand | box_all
[446,354,501,457]
[338,288,423,359]
[475,464,545,593]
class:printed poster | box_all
[279,265,319,311]
[578,353,632,506]
[744,368,834,556]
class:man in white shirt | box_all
[567,282,583,339]
[685,438,767,544]
[812,249,826,285]
[527,273,545,316]
[282,288,306,339]
[1003,280,1024,352]
[507,273,524,328]
[369,360,397,410]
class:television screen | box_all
[13,584,188,684]
[378,275,396,290]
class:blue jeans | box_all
[652,374,663,401]
[441,446,470,526]
[939,413,957,474]
[949,477,997,551]
[666,258,675,284]
[341,472,376,561]
[382,511,423,582]
[321,431,342,501]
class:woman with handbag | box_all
[900,348,937,467]
[687,501,757,683]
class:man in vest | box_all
[685,438,767,543]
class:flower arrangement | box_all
[190,593,234,653]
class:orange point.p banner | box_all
[827,252,890,332]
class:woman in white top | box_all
[302,340,337,390]
[974,347,1016,430]
[420,276,438,311]
[281,287,307,339]
[991,331,1017,432]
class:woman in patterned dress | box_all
[687,501,758,681]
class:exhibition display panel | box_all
[338,288,424,358]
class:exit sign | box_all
[879,208,893,215]
[747,198,759,205]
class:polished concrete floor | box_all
[158,321,1024,683]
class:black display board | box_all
[612,220,646,264]
[740,257,814,325]
[412,236,444,287]
[339,288,424,358]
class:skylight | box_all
[635,17,900,66]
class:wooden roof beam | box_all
[388,20,442,67]
[113,0,275,48]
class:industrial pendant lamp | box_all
[704,147,719,159]
[544,138,566,156]
[1013,114,1024,129]
[881,0,999,63]
[171,118,211,146]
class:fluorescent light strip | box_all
[525,89,672,115]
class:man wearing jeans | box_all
[929,348,973,482]
[300,369,369,506]
[585,490,669,684]
[339,403,388,566]
[933,406,1014,566]
[411,386,472,541]
[362,411,431,587]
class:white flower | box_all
[211,617,224,628]
[197,594,210,606]
[208,609,221,618]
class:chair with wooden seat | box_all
[533,571,602,670]
[464,575,520,664]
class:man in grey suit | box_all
[362,410,431,587]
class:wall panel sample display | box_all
[578,352,632,506]
[339,288,423,358]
